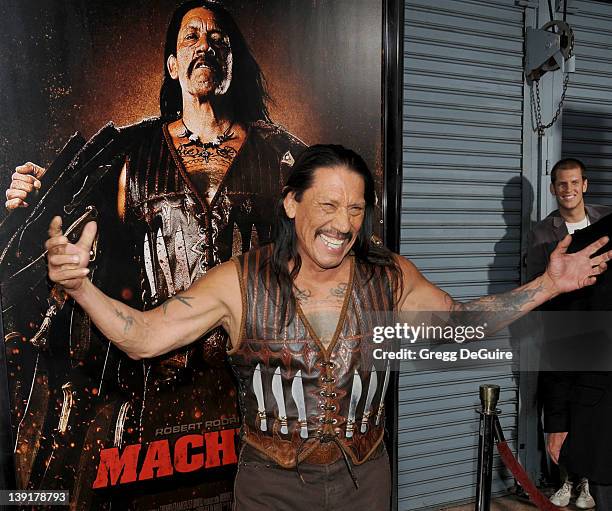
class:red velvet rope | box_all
[496,440,560,511]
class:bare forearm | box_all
[45,217,232,357]
[67,279,223,359]
[68,279,151,359]
[449,273,558,332]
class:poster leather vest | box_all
[229,245,395,468]
[124,119,304,373]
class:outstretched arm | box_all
[399,234,612,330]
[46,216,241,359]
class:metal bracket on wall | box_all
[525,21,573,83]
[526,28,561,75]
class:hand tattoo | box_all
[162,295,194,314]
[115,309,134,335]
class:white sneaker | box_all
[550,480,573,507]
[576,479,596,509]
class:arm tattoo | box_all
[453,283,543,312]
[162,295,194,314]
[448,282,545,333]
[329,283,348,298]
[114,309,134,335]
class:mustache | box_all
[187,55,222,78]
[316,229,352,240]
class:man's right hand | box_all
[46,216,97,293]
[5,162,46,209]
[547,431,568,465]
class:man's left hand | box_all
[546,234,612,295]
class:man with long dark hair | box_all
[45,144,612,510]
[5,1,303,507]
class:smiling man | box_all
[526,158,612,281]
[526,158,612,509]
[45,145,612,510]
[4,0,304,506]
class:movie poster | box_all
[0,1,384,509]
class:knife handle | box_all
[297,419,308,439]
[346,418,355,438]
[375,404,385,426]
[360,411,372,434]
[278,416,288,435]
[257,411,267,432]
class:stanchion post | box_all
[475,384,500,511]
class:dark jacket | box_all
[525,204,612,281]
[526,205,612,484]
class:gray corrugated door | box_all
[562,0,612,204]
[400,0,525,508]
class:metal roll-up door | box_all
[562,0,612,204]
[400,1,525,508]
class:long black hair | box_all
[270,144,402,326]
[159,1,270,123]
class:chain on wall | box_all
[530,72,570,137]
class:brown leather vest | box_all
[229,245,395,468]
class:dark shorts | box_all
[233,444,391,511]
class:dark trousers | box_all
[233,444,391,511]
[592,483,612,511]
